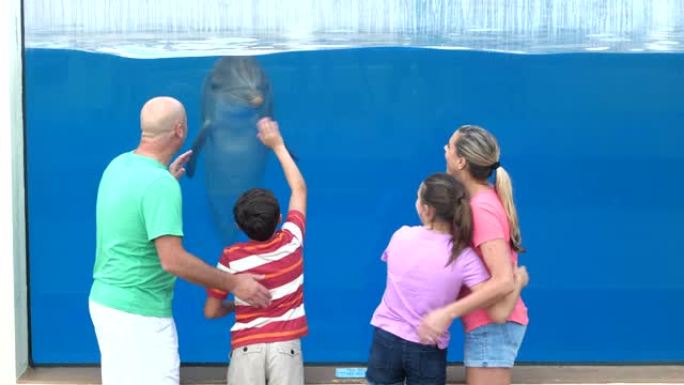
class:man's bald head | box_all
[140,97,187,139]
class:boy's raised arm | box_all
[257,118,307,216]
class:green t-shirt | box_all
[89,152,183,317]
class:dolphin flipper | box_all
[186,120,212,178]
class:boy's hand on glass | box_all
[257,117,284,149]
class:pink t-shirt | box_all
[460,188,529,333]
[371,225,489,349]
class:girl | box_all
[419,125,529,385]
[366,173,526,385]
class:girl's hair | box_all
[420,173,473,264]
[454,125,524,253]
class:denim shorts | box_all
[463,322,526,368]
[366,327,447,385]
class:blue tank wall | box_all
[24,47,684,364]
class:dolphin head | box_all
[188,56,275,243]
[187,56,274,179]
[203,56,273,122]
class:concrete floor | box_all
[16,365,684,384]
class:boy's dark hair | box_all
[233,188,280,241]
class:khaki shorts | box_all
[227,339,304,385]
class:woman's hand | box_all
[515,266,529,288]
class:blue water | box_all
[25,47,684,364]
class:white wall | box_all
[0,0,29,382]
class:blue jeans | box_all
[366,327,447,385]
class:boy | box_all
[205,117,307,385]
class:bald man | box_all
[89,97,271,385]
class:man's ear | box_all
[172,116,187,138]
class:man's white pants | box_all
[89,300,180,385]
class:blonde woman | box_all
[418,125,528,385]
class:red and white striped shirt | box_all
[208,210,307,349]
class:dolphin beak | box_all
[249,94,264,107]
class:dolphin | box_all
[186,56,274,243]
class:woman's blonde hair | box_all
[454,125,524,253]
